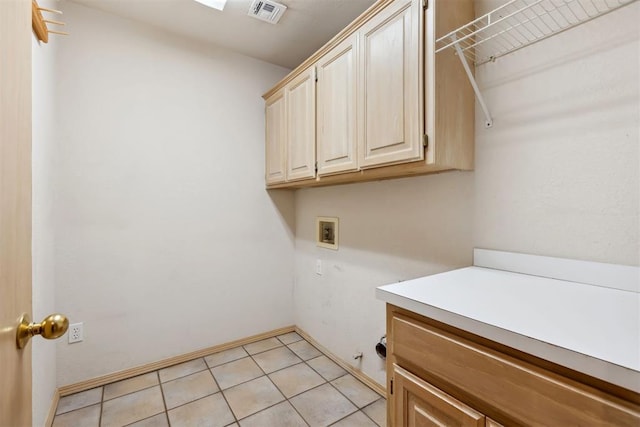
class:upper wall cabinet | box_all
[265,89,286,185]
[285,67,316,182]
[316,34,358,176]
[263,0,475,189]
[358,0,423,168]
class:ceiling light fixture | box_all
[193,0,227,11]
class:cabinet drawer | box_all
[391,314,640,426]
[393,364,485,427]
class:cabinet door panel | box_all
[394,365,485,427]
[317,35,358,176]
[359,0,423,168]
[265,91,286,184]
[286,68,316,181]
[391,313,640,426]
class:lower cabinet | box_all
[393,364,487,427]
[386,304,640,427]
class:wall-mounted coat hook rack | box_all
[32,0,68,43]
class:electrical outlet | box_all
[68,322,83,344]
[315,259,323,275]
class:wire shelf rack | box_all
[436,0,639,66]
[435,0,638,128]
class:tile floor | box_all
[53,332,387,427]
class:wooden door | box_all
[265,90,286,184]
[316,34,358,176]
[0,0,33,425]
[393,365,485,427]
[285,67,316,181]
[358,0,423,168]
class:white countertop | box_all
[376,250,640,393]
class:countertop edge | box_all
[375,287,640,394]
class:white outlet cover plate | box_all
[69,322,83,343]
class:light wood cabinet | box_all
[285,67,316,181]
[316,34,358,176]
[358,0,423,168]
[263,0,475,188]
[265,90,286,184]
[393,364,485,427]
[386,305,640,427]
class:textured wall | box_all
[294,173,475,385]
[32,0,59,422]
[473,0,639,265]
[294,1,639,387]
[54,1,294,386]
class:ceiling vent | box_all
[248,0,287,24]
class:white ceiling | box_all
[70,0,377,69]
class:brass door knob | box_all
[16,313,69,349]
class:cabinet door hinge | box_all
[314,67,318,82]
[314,161,318,173]
[390,378,394,395]
[423,134,429,148]
[422,0,428,9]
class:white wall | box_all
[51,0,639,391]
[474,0,640,266]
[294,2,639,387]
[294,173,475,385]
[32,0,59,423]
[54,1,293,386]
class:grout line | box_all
[54,388,103,417]
[268,361,329,400]
[247,348,269,377]
[285,398,311,427]
[159,391,223,415]
[58,326,297,397]
[361,399,385,427]
[99,386,104,427]
[204,349,249,370]
[233,398,286,423]
[331,372,382,409]
[102,382,158,403]
[327,378,373,414]
[304,356,347,383]
[243,336,288,355]
[227,367,319,426]
[85,336,384,427]
[261,359,304,376]
[239,341,313,425]
[275,332,304,346]
[210,354,287,391]
[158,358,209,384]
[280,359,321,427]
[156,370,169,425]
[121,411,166,427]
[325,407,360,427]
[207,364,239,425]
[159,371,223,413]
[284,380,331,401]
[295,327,386,398]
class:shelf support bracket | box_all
[451,36,493,128]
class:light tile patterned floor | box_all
[53,332,386,427]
